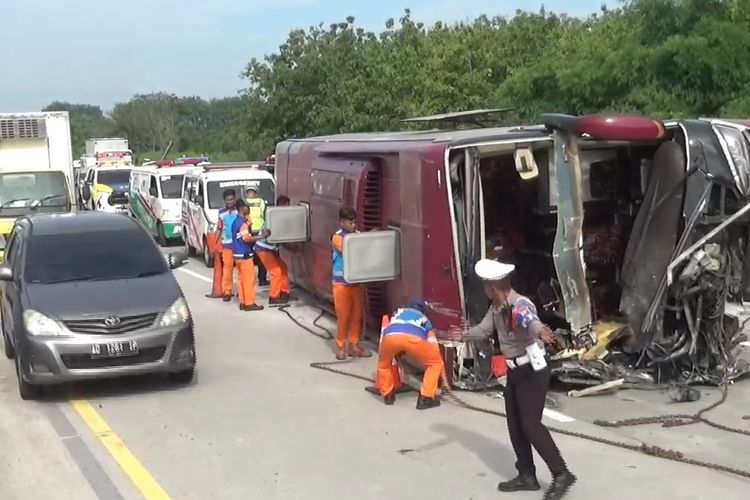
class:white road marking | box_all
[177,267,212,283]
[543,408,576,423]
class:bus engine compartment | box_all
[449,117,750,389]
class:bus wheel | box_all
[203,238,214,268]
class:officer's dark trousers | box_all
[505,364,567,476]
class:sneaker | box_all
[384,392,396,405]
[497,474,541,492]
[222,295,232,302]
[335,348,347,360]
[244,304,264,312]
[347,345,373,358]
[542,471,576,500]
[416,395,441,410]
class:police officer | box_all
[469,259,576,500]
[245,186,269,287]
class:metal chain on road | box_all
[277,305,750,481]
[595,384,750,437]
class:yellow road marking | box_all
[70,399,171,500]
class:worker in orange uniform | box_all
[255,195,295,307]
[231,200,269,311]
[213,189,240,301]
[378,300,444,410]
[331,207,372,360]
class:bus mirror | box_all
[266,206,310,243]
[514,147,539,180]
[343,230,401,284]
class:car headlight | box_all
[160,297,190,327]
[23,310,65,337]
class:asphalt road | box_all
[2,253,750,500]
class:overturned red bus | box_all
[271,112,750,388]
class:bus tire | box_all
[157,223,168,247]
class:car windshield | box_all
[206,179,274,209]
[0,172,69,215]
[159,174,184,199]
[25,228,168,284]
[97,169,131,187]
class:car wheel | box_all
[15,356,41,400]
[3,331,14,359]
[169,368,194,384]
[203,238,214,268]
[157,223,168,247]
[184,231,196,257]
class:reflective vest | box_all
[254,222,277,253]
[246,197,266,232]
[331,229,350,284]
[382,308,435,341]
[219,208,239,248]
[231,216,254,259]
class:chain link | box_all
[281,305,750,481]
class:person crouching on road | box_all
[211,189,240,301]
[331,206,372,360]
[231,200,269,312]
[378,300,444,410]
[470,259,576,500]
[255,195,295,307]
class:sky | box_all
[0,0,605,112]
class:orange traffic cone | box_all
[206,233,223,298]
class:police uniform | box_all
[471,259,576,499]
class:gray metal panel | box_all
[265,206,309,243]
[343,231,401,283]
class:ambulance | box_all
[129,163,196,245]
[181,162,274,266]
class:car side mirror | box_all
[167,251,188,270]
[0,264,13,281]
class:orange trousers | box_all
[235,258,256,306]
[332,283,364,349]
[221,247,235,295]
[256,251,290,299]
[378,334,444,398]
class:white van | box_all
[129,164,195,245]
[81,166,132,213]
[181,163,275,266]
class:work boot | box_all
[384,392,396,405]
[542,471,576,500]
[416,395,441,410]
[244,304,264,312]
[335,348,347,360]
[497,474,541,492]
[268,296,287,308]
[348,345,373,358]
[222,295,232,302]
[239,304,246,311]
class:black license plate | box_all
[90,340,139,359]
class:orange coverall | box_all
[235,220,257,306]
[378,328,443,398]
[256,251,290,299]
[331,232,364,350]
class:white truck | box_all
[0,111,74,259]
[84,137,133,168]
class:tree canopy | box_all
[47,0,750,161]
